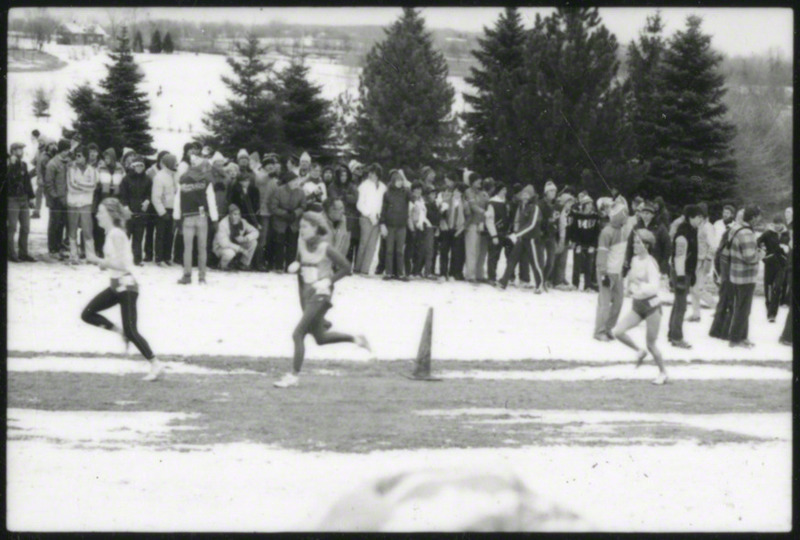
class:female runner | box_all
[83,197,163,381]
[611,229,668,385]
[274,211,372,388]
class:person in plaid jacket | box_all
[728,205,764,348]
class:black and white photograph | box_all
[5,5,793,532]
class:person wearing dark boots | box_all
[119,155,153,266]
[667,205,703,349]
[728,206,763,348]
[757,214,789,323]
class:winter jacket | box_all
[173,162,219,221]
[213,215,259,252]
[596,206,629,276]
[408,198,429,231]
[152,168,177,215]
[512,197,544,241]
[567,210,600,248]
[255,172,279,217]
[8,159,34,199]
[486,196,509,238]
[269,181,306,233]
[44,153,70,203]
[328,180,360,232]
[424,199,442,231]
[671,220,699,285]
[758,228,787,266]
[228,178,260,227]
[119,170,153,217]
[729,223,759,285]
[623,215,671,276]
[95,161,126,199]
[36,151,53,189]
[357,179,387,221]
[464,187,490,229]
[67,164,98,208]
[539,198,556,240]
[380,184,411,228]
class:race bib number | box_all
[301,266,319,283]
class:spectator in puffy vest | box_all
[173,154,219,284]
[8,142,36,262]
[667,204,703,349]
[213,203,259,270]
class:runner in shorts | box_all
[612,229,669,385]
[274,211,372,388]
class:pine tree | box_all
[150,29,162,54]
[201,33,284,155]
[67,83,124,150]
[32,87,51,118]
[626,11,666,165]
[162,32,174,53]
[133,30,144,53]
[99,27,155,154]
[648,15,736,205]
[353,8,455,170]
[277,58,333,157]
[464,7,527,185]
[515,8,630,194]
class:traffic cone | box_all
[409,307,441,381]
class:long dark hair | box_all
[335,164,352,184]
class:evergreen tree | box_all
[201,34,284,155]
[277,58,333,157]
[32,87,50,118]
[648,15,736,204]
[626,11,666,165]
[353,8,455,170]
[67,83,124,150]
[150,29,162,54]
[162,32,174,53]
[515,8,632,193]
[99,27,155,154]
[464,7,527,185]
[133,30,144,53]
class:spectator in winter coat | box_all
[688,203,719,321]
[218,162,239,217]
[594,201,630,340]
[8,142,36,262]
[253,154,280,271]
[485,184,511,283]
[380,169,412,280]
[228,149,260,228]
[94,148,126,257]
[329,164,360,265]
[33,139,56,219]
[66,145,98,263]
[463,173,489,282]
[406,182,431,277]
[757,214,788,322]
[355,163,388,274]
[541,180,559,287]
[44,139,72,257]
[497,185,543,290]
[151,153,178,266]
[709,214,743,340]
[119,155,153,265]
[173,155,219,284]
[324,197,351,256]
[568,194,600,291]
[667,205,703,349]
[213,203,259,270]
[268,169,306,271]
[728,205,763,347]
[623,200,671,277]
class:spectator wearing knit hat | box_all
[119,155,153,265]
[8,142,35,262]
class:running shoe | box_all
[355,334,375,359]
[177,274,192,285]
[274,373,299,388]
[671,340,692,349]
[142,359,164,382]
[651,372,668,385]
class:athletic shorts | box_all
[632,296,661,319]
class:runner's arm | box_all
[326,245,352,284]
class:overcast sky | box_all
[15,7,793,58]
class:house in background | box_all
[57,22,108,46]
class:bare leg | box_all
[645,310,667,375]
[612,310,645,353]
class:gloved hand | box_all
[601,275,611,288]
[287,261,300,274]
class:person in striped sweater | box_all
[728,205,764,348]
